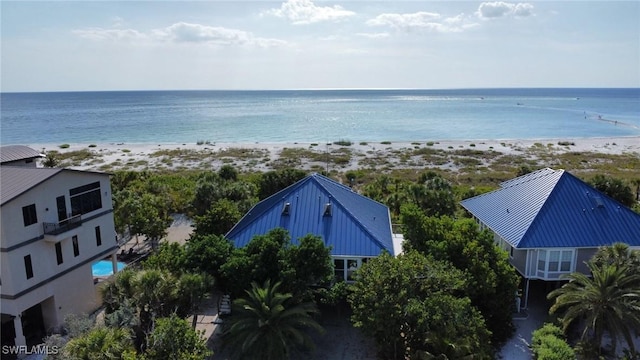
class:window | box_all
[72,236,79,257]
[70,182,102,215]
[548,251,560,272]
[55,243,63,265]
[538,249,574,276]
[24,255,33,279]
[22,204,37,226]
[95,226,102,247]
[334,259,345,281]
[537,250,546,271]
[560,251,572,271]
[334,258,367,282]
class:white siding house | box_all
[1,161,118,352]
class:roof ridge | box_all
[500,167,558,189]
[312,174,392,252]
[225,176,312,237]
[517,170,565,247]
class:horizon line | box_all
[3,86,640,94]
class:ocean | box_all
[1,88,639,145]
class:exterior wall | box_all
[510,248,528,276]
[1,159,38,167]
[0,170,117,346]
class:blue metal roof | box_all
[226,173,394,257]
[461,168,640,249]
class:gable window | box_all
[95,226,102,247]
[72,236,80,257]
[70,181,102,216]
[24,255,33,279]
[55,242,64,265]
[22,204,37,226]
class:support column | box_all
[111,253,118,275]
[13,315,25,347]
[523,278,531,310]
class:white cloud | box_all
[263,0,355,25]
[476,2,534,19]
[356,32,390,39]
[73,22,287,48]
[366,11,477,33]
[72,28,147,41]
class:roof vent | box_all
[282,202,291,215]
[594,196,604,208]
[323,203,332,216]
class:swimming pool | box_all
[92,260,125,277]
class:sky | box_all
[1,1,639,92]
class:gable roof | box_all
[0,145,43,164]
[460,168,640,249]
[226,173,394,257]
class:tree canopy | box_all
[400,204,519,344]
[349,251,492,359]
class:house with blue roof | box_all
[226,173,397,282]
[461,168,640,306]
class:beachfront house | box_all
[460,168,640,308]
[226,173,399,282]
[0,145,43,168]
[0,146,118,353]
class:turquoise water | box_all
[92,260,125,277]
[1,88,638,144]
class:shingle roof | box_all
[226,173,395,257]
[460,168,640,249]
[1,167,63,205]
[0,145,43,164]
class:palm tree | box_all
[223,280,324,360]
[591,242,640,271]
[547,261,640,355]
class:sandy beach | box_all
[29,136,640,173]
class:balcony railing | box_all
[43,214,82,235]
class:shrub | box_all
[426,141,435,146]
[557,141,575,146]
[359,142,368,146]
[531,323,574,360]
[333,139,353,146]
[381,141,392,145]
[59,144,70,149]
[88,144,97,148]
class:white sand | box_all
[30,136,640,173]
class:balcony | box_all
[43,215,82,242]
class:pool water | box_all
[92,260,125,276]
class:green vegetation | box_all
[333,139,353,146]
[548,243,640,357]
[223,280,323,359]
[349,251,492,359]
[59,143,70,149]
[401,207,519,344]
[531,324,575,360]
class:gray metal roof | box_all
[461,168,640,249]
[1,167,63,205]
[0,145,43,164]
